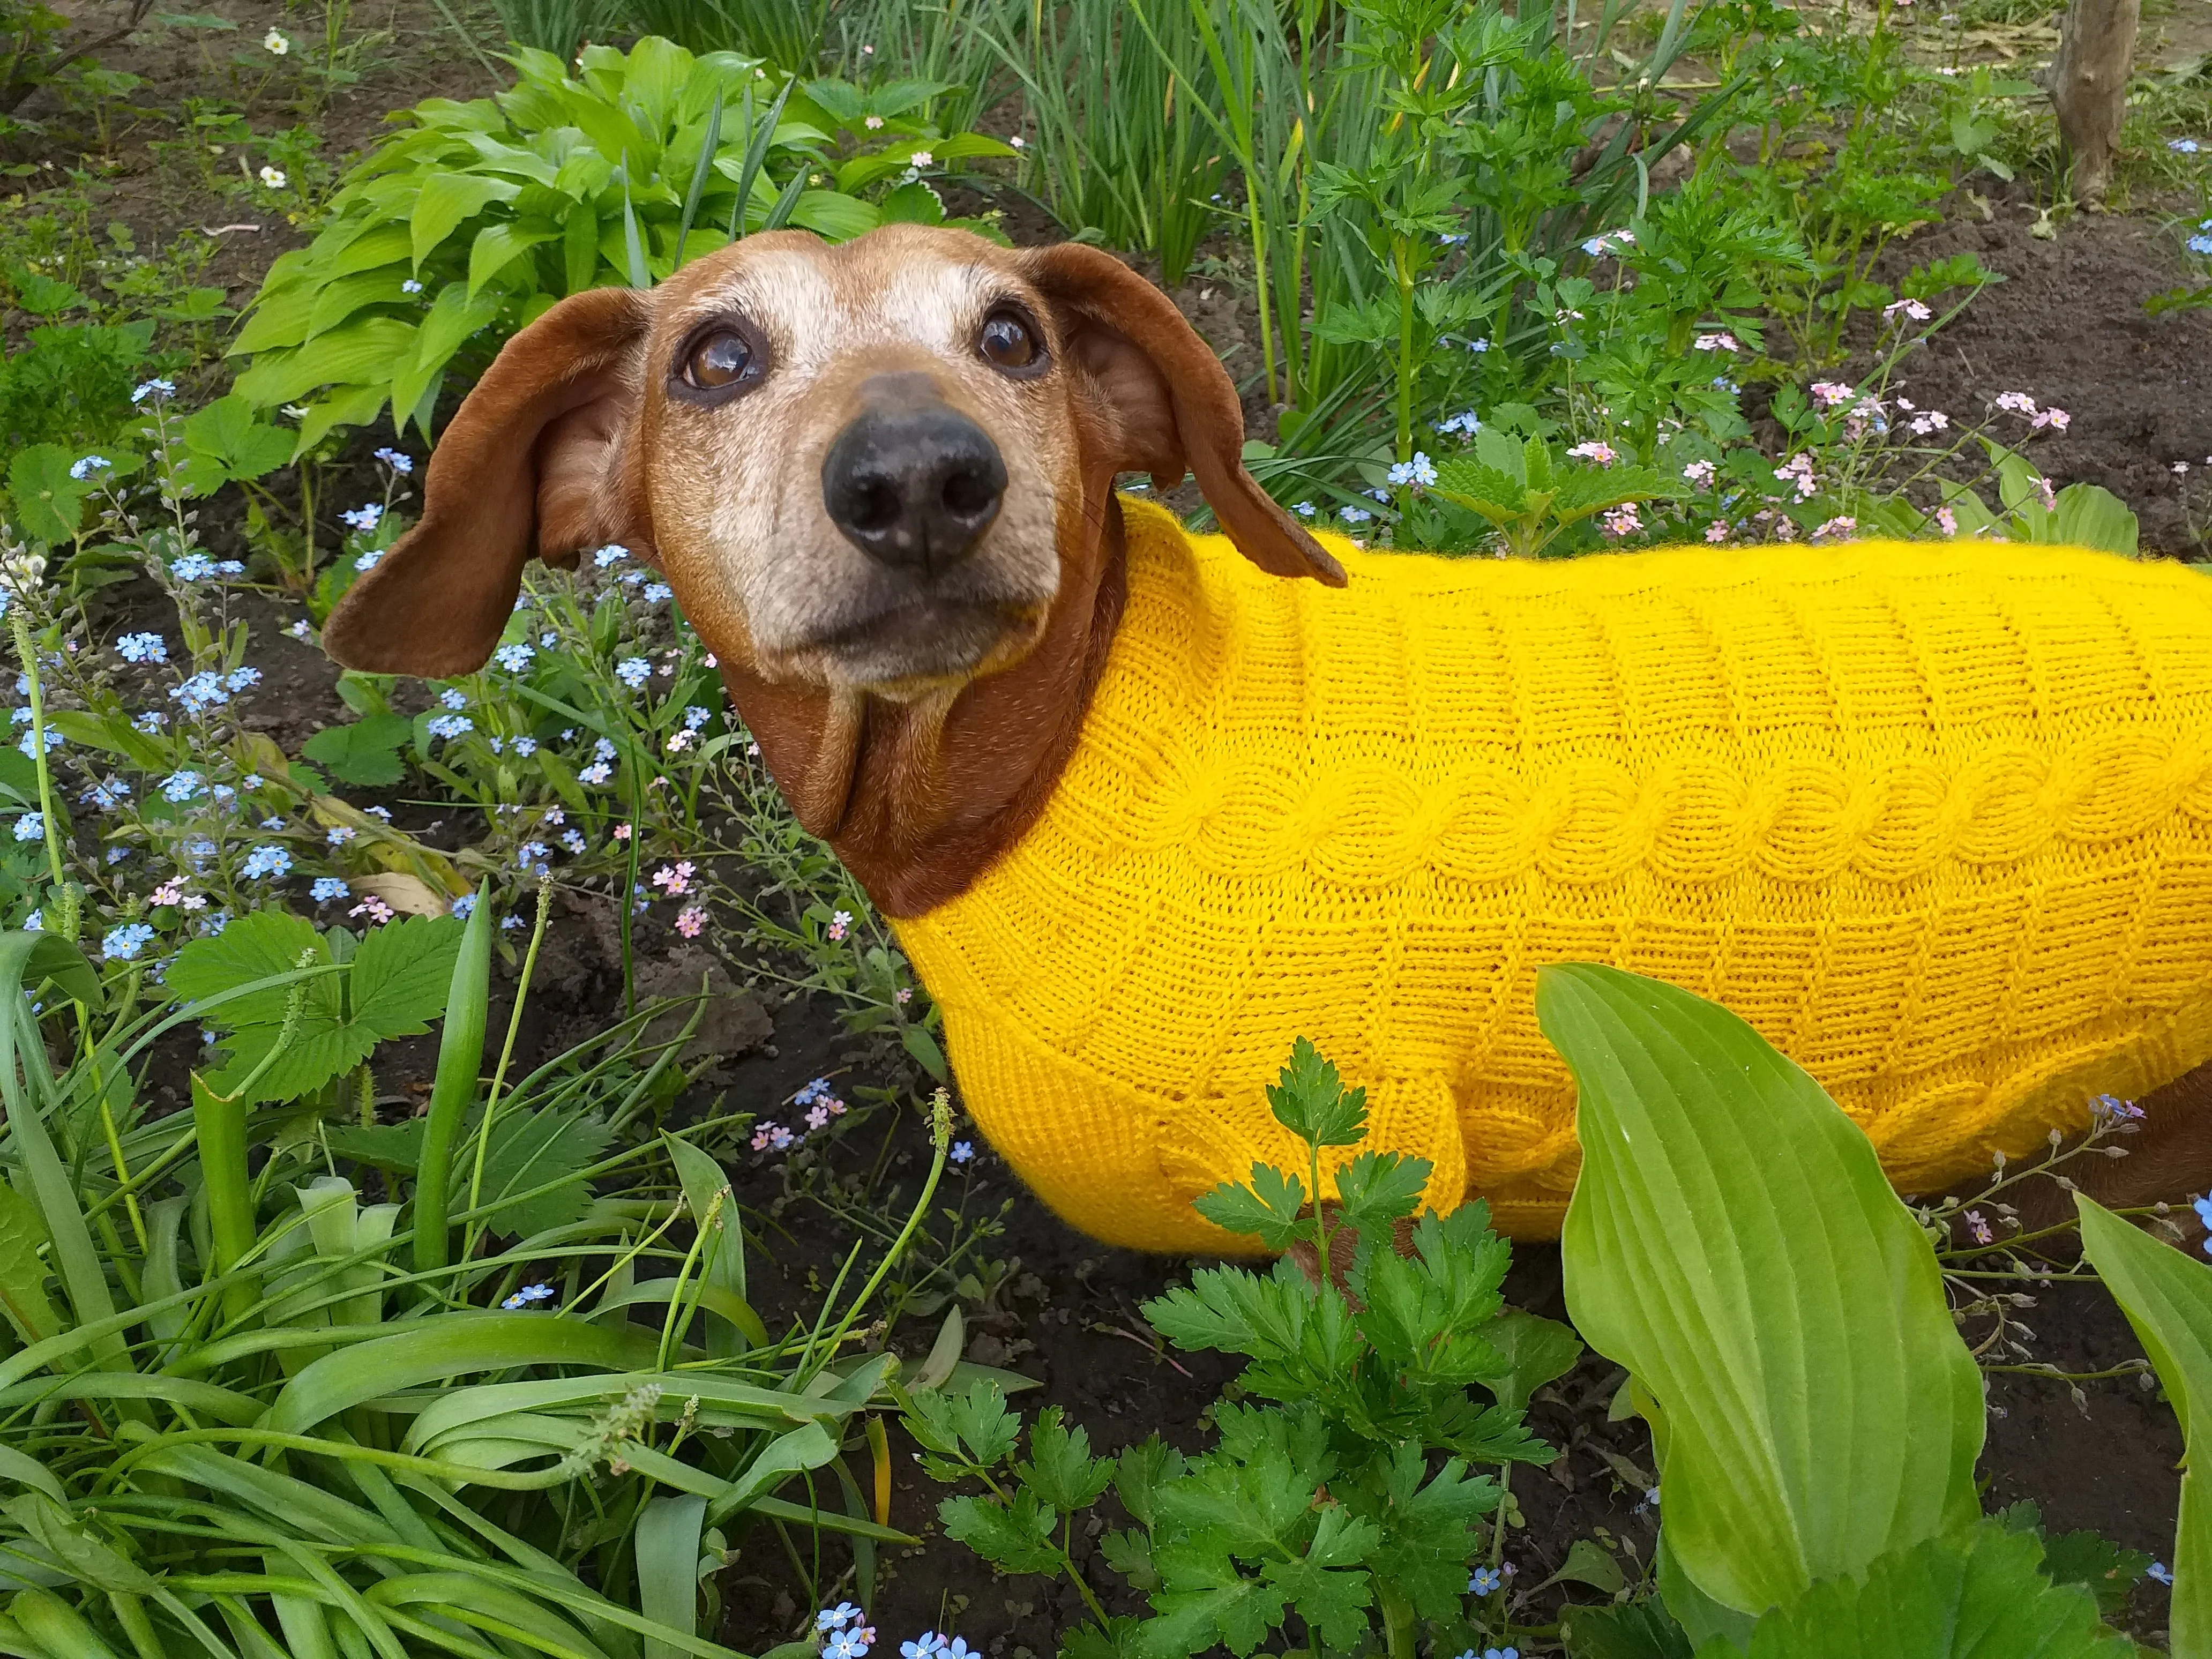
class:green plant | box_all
[1536,964,2153,1656]
[1425,428,1675,558]
[2076,1194,2212,1653]
[903,1038,1579,1659]
[230,38,1013,449]
[0,887,978,1654]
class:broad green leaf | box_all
[410,172,522,269]
[5,444,95,546]
[1542,964,1983,1623]
[1698,1521,2132,1659]
[1489,1308,1585,1415]
[2076,1193,2212,1654]
[301,713,414,786]
[2052,484,2138,557]
[637,1493,707,1659]
[178,394,295,491]
[168,908,331,1028]
[266,1310,663,1432]
[0,1182,59,1344]
[232,317,418,407]
[468,220,558,298]
[350,912,465,1037]
[1561,1598,1693,1659]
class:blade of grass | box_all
[413,880,492,1281]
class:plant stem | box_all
[460,880,553,1272]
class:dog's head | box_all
[322,226,1343,693]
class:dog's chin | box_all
[776,597,1046,697]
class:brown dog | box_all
[324,225,2212,1246]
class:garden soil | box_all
[2,8,2202,1648]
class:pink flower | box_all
[1692,332,1738,353]
[650,860,696,896]
[612,823,632,841]
[1774,453,1819,500]
[1705,520,1730,543]
[1566,440,1618,467]
[704,653,718,668]
[151,880,184,906]
[1908,411,1950,437]
[2037,476,2057,512]
[675,906,707,937]
[1810,380,1857,410]
[827,908,851,941]
[1935,505,1959,537]
[2033,407,2071,432]
[1812,515,1857,541]
[350,896,395,925]
[1966,1209,1993,1246]
[1682,459,1717,489]
[895,987,913,1004]
[1883,297,1932,323]
[1993,391,2039,417]
[805,1104,831,1130]
[1600,503,1642,538]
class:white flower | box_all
[263,27,290,53]
[909,148,933,167]
[258,166,287,190]
[864,115,884,130]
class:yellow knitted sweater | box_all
[893,498,2212,1250]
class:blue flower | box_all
[17,728,61,758]
[644,581,672,603]
[900,1636,949,1659]
[950,1141,974,1164]
[354,549,384,572]
[131,377,176,403]
[373,446,414,474]
[495,642,534,671]
[616,657,651,689]
[170,672,232,715]
[500,1282,556,1309]
[1436,410,1482,436]
[512,736,537,757]
[594,543,629,567]
[1469,1566,1501,1595]
[133,711,167,733]
[827,1632,872,1659]
[427,713,474,741]
[20,910,39,932]
[326,825,355,845]
[12,813,43,842]
[102,922,155,961]
[580,761,612,784]
[449,892,479,921]
[818,1604,863,1632]
[1339,505,1372,524]
[2149,1561,2174,1585]
[594,737,618,761]
[70,454,111,481]
[241,845,292,879]
[439,688,467,710]
[82,777,130,811]
[169,553,219,582]
[1387,451,1438,489]
[2172,138,2202,154]
[684,705,712,730]
[341,503,384,533]
[311,877,350,901]
[1292,500,1315,517]
[2191,234,2212,257]
[561,828,587,854]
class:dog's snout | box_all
[822,402,1007,576]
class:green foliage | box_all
[2076,1193,2212,1654]
[906,1040,1572,1659]
[300,710,414,786]
[169,908,464,1102]
[1542,968,2150,1657]
[1698,1523,2133,1659]
[1922,442,2140,556]
[1430,430,1674,558]
[230,36,1012,447]
[0,917,949,1657]
[0,320,155,454]
[1541,963,1984,1631]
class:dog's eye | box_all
[978,309,1041,372]
[684,330,756,390]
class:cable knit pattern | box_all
[893,498,2212,1251]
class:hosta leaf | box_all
[410,171,522,268]
[1541,964,1983,1628]
[232,317,418,407]
[1699,1522,2131,1659]
[2075,1193,2212,1655]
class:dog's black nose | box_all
[822,403,1006,576]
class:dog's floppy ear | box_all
[1022,243,1345,586]
[322,286,656,677]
